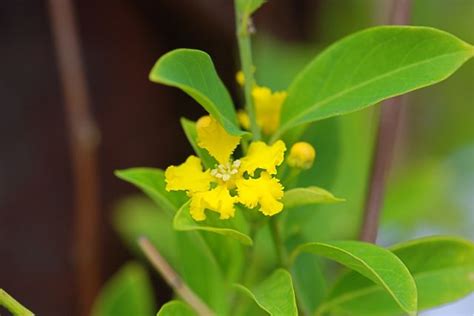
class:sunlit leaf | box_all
[282,186,344,209]
[173,201,253,246]
[323,236,474,316]
[292,240,417,315]
[149,49,246,136]
[278,26,474,136]
[235,269,298,316]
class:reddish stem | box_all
[47,0,101,314]
[359,0,411,243]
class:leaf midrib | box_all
[280,50,469,133]
[318,265,474,315]
[297,242,415,313]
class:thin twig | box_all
[0,289,35,316]
[138,237,215,316]
[234,1,261,140]
[47,0,101,314]
[359,0,411,243]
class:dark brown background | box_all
[0,1,320,315]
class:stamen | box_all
[210,159,241,182]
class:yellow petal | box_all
[190,185,237,221]
[165,155,213,193]
[252,86,287,135]
[240,140,286,176]
[236,172,284,216]
[196,115,241,164]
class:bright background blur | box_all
[0,0,473,315]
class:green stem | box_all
[0,289,34,316]
[234,1,261,141]
[269,217,287,267]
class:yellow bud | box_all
[236,71,245,86]
[287,142,316,169]
[237,110,250,130]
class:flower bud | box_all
[287,142,316,169]
[237,110,250,130]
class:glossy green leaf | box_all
[236,0,266,17]
[292,240,417,315]
[278,26,474,136]
[323,236,474,316]
[173,201,253,246]
[282,186,345,209]
[180,118,216,169]
[115,168,186,214]
[92,263,155,316]
[149,49,245,136]
[235,269,298,316]
[157,301,197,316]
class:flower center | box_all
[210,160,241,182]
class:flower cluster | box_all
[165,116,286,221]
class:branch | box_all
[359,0,411,243]
[138,237,215,316]
[0,289,34,316]
[47,0,101,314]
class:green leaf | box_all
[113,196,178,266]
[157,301,197,316]
[292,240,417,315]
[92,262,155,316]
[282,186,345,209]
[173,201,253,246]
[180,118,216,169]
[235,269,298,316]
[278,26,474,135]
[149,49,245,136]
[236,0,266,17]
[286,234,328,315]
[115,168,186,214]
[324,236,474,316]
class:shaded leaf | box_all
[157,301,197,316]
[149,49,245,136]
[278,26,474,135]
[324,236,474,316]
[113,196,178,266]
[235,269,298,316]
[92,262,155,316]
[173,201,253,246]
[115,168,186,214]
[286,234,328,314]
[282,186,344,209]
[292,240,417,315]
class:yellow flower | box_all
[252,86,287,135]
[165,115,286,221]
[287,142,316,170]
